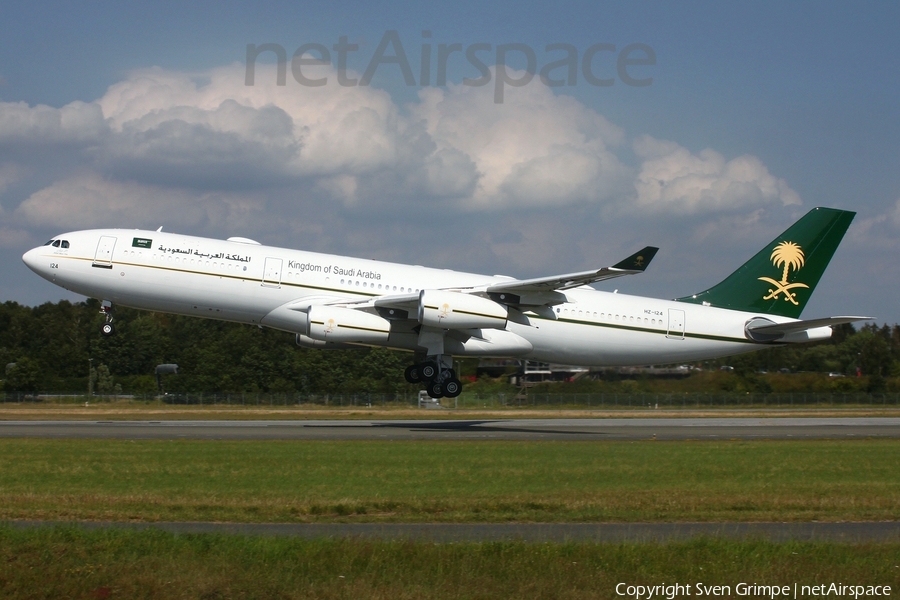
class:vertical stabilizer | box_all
[677,207,855,318]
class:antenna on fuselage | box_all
[156,226,163,232]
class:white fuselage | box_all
[22,229,829,366]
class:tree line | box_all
[1,299,410,395]
[1,299,898,394]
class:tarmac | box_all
[1,417,899,441]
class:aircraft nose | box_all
[22,246,44,273]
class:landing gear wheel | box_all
[442,377,462,398]
[101,322,115,336]
[419,362,439,382]
[404,365,421,384]
[427,380,445,398]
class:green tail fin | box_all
[677,207,855,318]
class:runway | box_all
[8,520,900,542]
[1,417,899,441]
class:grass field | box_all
[1,526,898,600]
[1,438,898,523]
[3,438,898,597]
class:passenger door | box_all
[262,257,283,288]
[667,308,685,340]
[92,236,117,269]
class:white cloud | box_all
[2,63,805,248]
[0,163,27,196]
[632,136,801,213]
[15,172,263,231]
[411,77,630,209]
[0,226,31,249]
[846,198,900,252]
[0,100,107,145]
[98,65,405,182]
[890,198,900,228]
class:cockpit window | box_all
[43,240,54,246]
[51,240,61,247]
[61,240,69,249]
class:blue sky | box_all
[1,1,898,323]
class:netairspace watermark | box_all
[245,30,656,103]
[615,582,893,600]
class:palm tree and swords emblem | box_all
[758,241,809,306]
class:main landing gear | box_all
[99,301,116,336]
[404,358,462,398]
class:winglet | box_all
[612,246,658,272]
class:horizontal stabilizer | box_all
[745,315,873,342]
[747,316,874,336]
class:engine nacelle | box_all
[307,306,391,344]
[418,290,508,329]
[295,334,354,349]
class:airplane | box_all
[22,207,871,398]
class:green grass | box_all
[0,526,898,600]
[1,439,898,523]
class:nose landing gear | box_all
[99,301,115,336]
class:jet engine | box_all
[418,290,508,329]
[295,334,354,349]
[307,305,391,343]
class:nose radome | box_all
[22,247,43,273]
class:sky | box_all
[1,1,898,324]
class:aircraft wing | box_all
[324,293,421,320]
[371,293,421,308]
[328,247,658,315]
[483,246,658,295]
